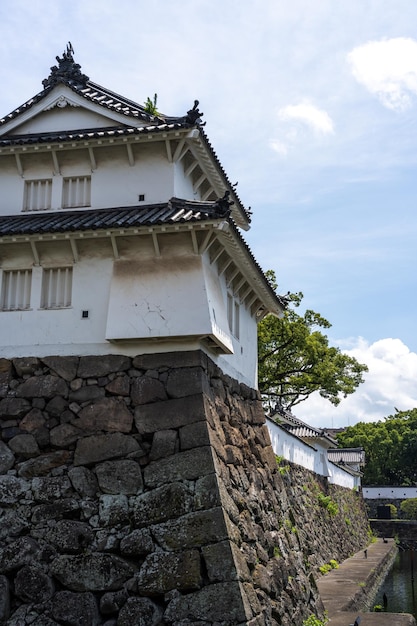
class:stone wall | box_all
[0,351,370,626]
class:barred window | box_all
[62,176,91,208]
[0,269,32,311]
[41,267,73,309]
[23,179,52,211]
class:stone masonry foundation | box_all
[0,351,370,625]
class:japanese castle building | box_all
[0,45,284,387]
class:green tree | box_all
[400,498,417,520]
[258,273,367,411]
[337,409,417,485]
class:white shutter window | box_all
[1,270,32,310]
[62,176,91,208]
[23,179,52,211]
[41,267,73,309]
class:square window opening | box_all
[41,267,73,309]
[1,269,32,311]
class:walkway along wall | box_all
[0,351,371,626]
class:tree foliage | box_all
[336,409,417,485]
[258,273,368,410]
[400,498,417,520]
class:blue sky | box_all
[1,0,417,427]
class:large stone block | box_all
[151,507,229,550]
[0,536,40,573]
[8,434,40,459]
[132,482,192,527]
[31,476,72,502]
[74,397,133,433]
[0,397,31,419]
[164,581,251,623]
[136,550,202,594]
[50,553,135,591]
[149,429,177,460]
[19,408,46,433]
[120,529,154,557]
[12,357,40,377]
[0,575,10,623]
[50,423,82,447]
[45,520,94,553]
[132,350,207,371]
[17,450,73,478]
[68,466,98,497]
[179,421,211,450]
[144,446,214,488]
[17,375,68,399]
[117,597,163,626]
[165,366,210,398]
[202,540,250,582]
[0,441,14,474]
[77,355,131,378]
[95,460,143,495]
[0,475,30,505]
[69,385,105,404]
[99,494,129,526]
[14,564,55,603]
[41,356,79,381]
[74,433,140,466]
[51,590,100,626]
[134,394,208,434]
[130,377,167,406]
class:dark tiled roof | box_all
[327,448,365,465]
[0,123,185,148]
[0,198,230,237]
[271,406,338,445]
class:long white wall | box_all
[363,487,417,499]
[267,418,358,489]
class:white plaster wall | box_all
[13,107,121,134]
[267,418,357,488]
[328,464,356,489]
[0,234,262,387]
[363,487,417,499]
[106,256,214,341]
[91,144,174,208]
[173,161,200,200]
[0,156,26,215]
[0,143,178,215]
[0,257,113,358]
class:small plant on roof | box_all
[144,93,159,116]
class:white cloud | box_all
[269,139,288,156]
[348,37,417,111]
[278,102,334,135]
[296,337,417,428]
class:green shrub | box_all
[329,559,339,569]
[317,492,339,516]
[385,503,398,518]
[319,563,332,575]
[400,498,417,520]
[302,614,328,626]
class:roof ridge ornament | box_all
[42,42,89,90]
[215,190,234,215]
[185,100,204,126]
